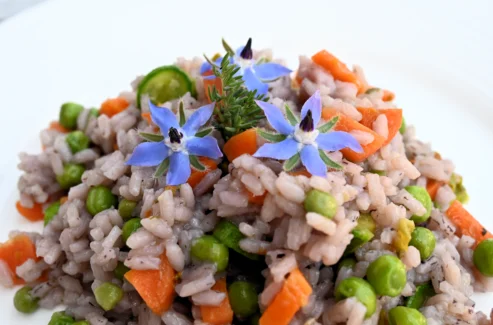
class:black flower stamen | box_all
[299,110,314,132]
[169,127,183,144]
[240,38,253,60]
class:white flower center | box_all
[165,136,187,153]
[236,57,255,74]
[294,125,319,146]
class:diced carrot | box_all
[202,70,223,104]
[426,179,444,201]
[141,112,152,124]
[15,201,44,222]
[0,234,39,285]
[321,108,386,163]
[144,209,152,218]
[187,158,218,189]
[356,107,403,146]
[259,268,312,325]
[223,129,258,162]
[100,98,129,118]
[60,196,68,205]
[312,50,364,94]
[201,278,234,325]
[48,121,69,133]
[434,152,442,160]
[382,89,395,102]
[113,142,119,151]
[446,200,493,245]
[124,253,176,315]
[247,191,267,205]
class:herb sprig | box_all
[206,53,268,140]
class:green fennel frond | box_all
[206,53,268,140]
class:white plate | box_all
[0,0,492,323]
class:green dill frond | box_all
[207,53,268,140]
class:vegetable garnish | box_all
[202,38,292,95]
[253,91,362,175]
[126,100,222,185]
[205,52,267,140]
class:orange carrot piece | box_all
[202,70,223,104]
[223,129,258,162]
[48,121,70,133]
[321,108,386,163]
[15,201,44,222]
[100,98,129,118]
[187,158,218,189]
[141,112,152,124]
[60,196,68,204]
[382,89,395,102]
[201,278,234,325]
[426,179,444,201]
[356,107,403,146]
[247,191,267,205]
[0,234,39,285]
[312,50,364,94]
[446,200,493,245]
[124,253,176,314]
[259,268,312,325]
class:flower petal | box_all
[316,131,363,153]
[300,90,322,127]
[186,136,223,159]
[182,103,215,136]
[200,61,212,75]
[254,100,294,135]
[166,152,191,186]
[253,137,299,160]
[149,100,179,135]
[300,145,326,177]
[253,62,292,81]
[243,67,269,96]
[126,142,169,167]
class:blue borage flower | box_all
[200,38,292,95]
[126,100,222,185]
[253,91,363,176]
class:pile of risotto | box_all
[3,39,493,325]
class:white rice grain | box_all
[306,212,337,236]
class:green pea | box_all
[191,235,229,272]
[48,311,75,325]
[410,227,436,260]
[405,282,435,309]
[86,186,117,216]
[228,281,259,318]
[335,277,377,318]
[371,170,385,176]
[59,102,84,130]
[122,218,142,242]
[405,186,432,223]
[345,214,376,254]
[66,131,90,154]
[388,306,427,325]
[337,257,356,273]
[89,108,100,118]
[304,189,338,219]
[13,286,39,314]
[94,282,124,311]
[74,322,90,325]
[114,261,130,280]
[474,239,493,276]
[399,117,406,134]
[44,201,61,226]
[367,255,407,297]
[56,164,85,190]
[118,199,137,220]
